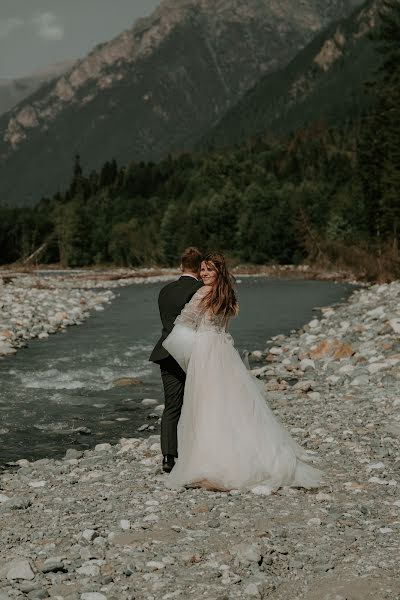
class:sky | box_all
[0,0,161,80]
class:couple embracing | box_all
[150,247,322,493]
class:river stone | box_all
[269,347,283,355]
[28,480,46,488]
[20,581,42,593]
[6,558,35,580]
[76,564,100,576]
[41,557,66,573]
[351,375,369,386]
[112,377,142,386]
[310,339,353,360]
[385,424,400,437]
[367,306,386,319]
[146,560,166,570]
[299,358,315,371]
[389,318,400,333]
[94,443,112,452]
[0,341,16,355]
[4,496,31,510]
[293,380,313,392]
[244,582,261,597]
[367,362,387,374]
[81,594,108,600]
[231,543,262,565]
[141,398,158,406]
[81,529,98,542]
[27,590,49,599]
[65,448,84,459]
[137,424,149,431]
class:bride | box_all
[162,253,322,493]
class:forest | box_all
[0,0,399,280]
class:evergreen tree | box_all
[359,0,400,250]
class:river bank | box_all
[0,262,362,283]
[0,272,175,358]
[0,281,399,599]
[0,266,361,359]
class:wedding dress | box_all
[162,287,322,493]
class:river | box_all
[0,277,354,467]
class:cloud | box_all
[33,12,64,41]
[0,17,24,39]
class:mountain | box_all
[0,61,74,117]
[0,0,364,206]
[204,0,381,147]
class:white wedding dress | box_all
[162,287,322,493]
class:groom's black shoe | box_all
[162,455,175,473]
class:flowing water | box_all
[0,277,354,467]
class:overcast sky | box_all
[0,0,161,80]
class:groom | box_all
[150,247,203,472]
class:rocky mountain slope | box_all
[204,0,381,147]
[0,61,74,118]
[0,0,363,206]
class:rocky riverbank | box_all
[0,267,356,359]
[1,282,400,600]
[0,264,360,359]
[0,272,173,358]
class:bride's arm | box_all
[174,286,210,330]
[162,287,210,372]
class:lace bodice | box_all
[174,287,228,333]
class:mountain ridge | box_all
[0,60,74,118]
[0,0,364,206]
[204,0,381,147]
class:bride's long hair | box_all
[201,253,239,320]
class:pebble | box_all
[5,559,35,580]
[244,582,261,597]
[41,557,65,573]
[141,398,159,406]
[28,480,46,488]
[120,519,130,530]
[76,564,100,576]
[81,529,98,542]
[292,380,314,392]
[94,443,112,452]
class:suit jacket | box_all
[149,275,203,363]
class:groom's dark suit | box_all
[150,275,203,458]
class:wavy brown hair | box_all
[200,253,239,320]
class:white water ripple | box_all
[18,366,152,391]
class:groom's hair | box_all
[181,247,202,272]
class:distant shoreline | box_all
[0,263,363,285]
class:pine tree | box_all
[359,0,400,251]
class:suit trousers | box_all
[159,356,186,457]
